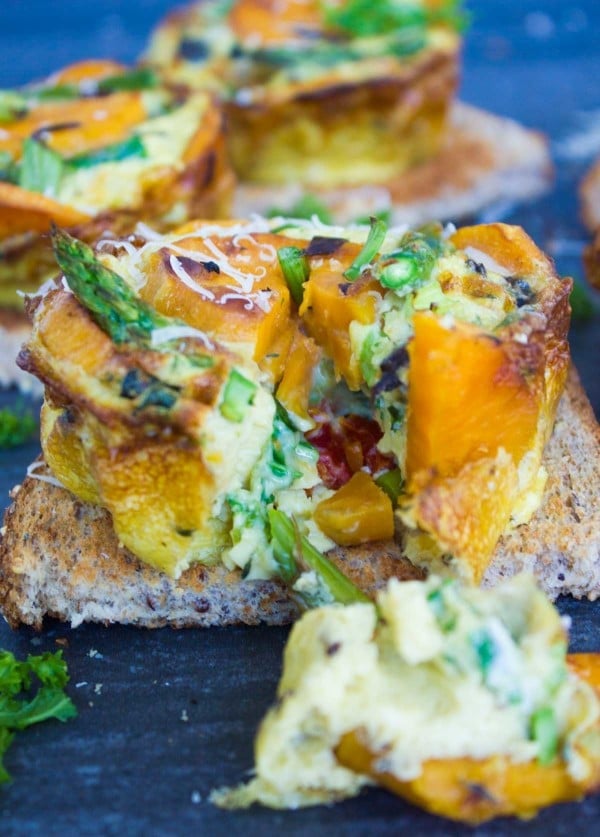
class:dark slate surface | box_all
[1,1,600,834]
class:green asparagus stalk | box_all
[344,216,387,281]
[51,226,173,346]
[268,508,372,606]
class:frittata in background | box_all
[0,59,234,308]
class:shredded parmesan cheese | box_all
[96,237,141,258]
[26,461,65,489]
[169,254,216,301]
[151,325,214,350]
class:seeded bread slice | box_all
[0,480,422,629]
[0,368,597,629]
[482,367,600,600]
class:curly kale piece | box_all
[0,650,77,783]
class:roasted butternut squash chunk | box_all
[336,725,600,824]
[314,470,394,545]
[300,241,380,389]
[275,329,321,427]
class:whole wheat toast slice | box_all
[0,368,597,629]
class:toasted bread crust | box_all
[0,368,597,629]
[483,367,600,600]
[0,481,421,630]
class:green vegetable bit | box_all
[52,228,174,345]
[0,91,27,123]
[377,230,441,295]
[96,67,159,94]
[69,135,147,169]
[374,468,404,504]
[220,369,257,423]
[267,194,333,225]
[19,138,67,196]
[471,629,496,675]
[0,404,37,449]
[427,581,457,632]
[570,279,599,323]
[323,0,466,37]
[35,67,159,102]
[277,246,310,305]
[352,208,392,227]
[0,650,77,783]
[530,706,558,765]
[268,508,372,606]
[344,216,388,281]
[0,150,19,184]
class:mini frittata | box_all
[19,215,571,585]
[146,0,462,189]
[212,574,600,823]
[0,60,234,308]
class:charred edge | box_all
[304,236,348,257]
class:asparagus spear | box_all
[51,226,173,346]
[268,508,372,607]
[52,228,260,424]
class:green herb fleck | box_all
[0,151,19,184]
[267,194,333,225]
[0,91,27,123]
[353,208,392,227]
[471,629,496,675]
[375,468,404,505]
[344,216,388,281]
[570,279,599,323]
[277,246,310,305]
[220,369,257,423]
[69,135,146,169]
[530,706,558,765]
[377,229,442,295]
[35,67,159,102]
[0,650,77,784]
[96,67,158,94]
[427,581,457,632]
[19,138,67,196]
[0,404,37,449]
[323,0,466,38]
